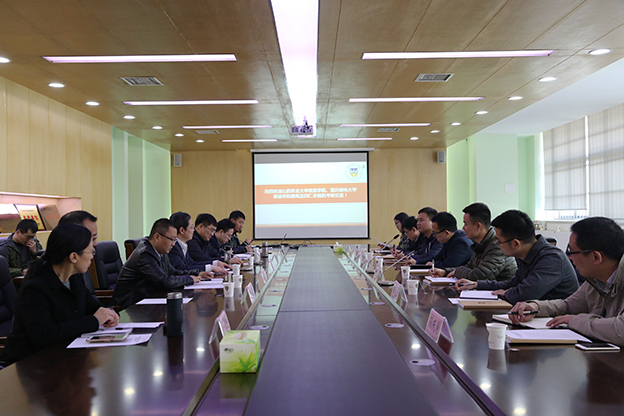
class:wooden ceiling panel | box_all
[467,0,585,50]
[404,0,507,51]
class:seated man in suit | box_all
[402,207,443,265]
[0,219,43,277]
[113,219,209,309]
[428,212,472,268]
[510,217,624,346]
[209,219,242,263]
[431,203,517,280]
[227,210,252,254]
[455,210,579,304]
[168,211,228,274]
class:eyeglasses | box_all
[565,245,592,256]
[24,234,36,240]
[158,232,177,243]
[495,238,515,246]
[432,229,448,235]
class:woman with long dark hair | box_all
[1,223,119,365]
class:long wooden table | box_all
[2,247,623,415]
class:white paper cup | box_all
[486,323,507,350]
[375,256,383,270]
[232,264,241,275]
[223,282,234,297]
[234,274,243,288]
[227,271,234,282]
[401,266,410,281]
[406,279,418,295]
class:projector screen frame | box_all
[252,151,370,241]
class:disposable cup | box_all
[223,282,234,297]
[234,274,243,288]
[232,264,241,275]
[400,266,410,282]
[486,323,507,350]
[406,279,418,295]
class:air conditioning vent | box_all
[120,77,164,86]
[414,73,454,82]
[196,130,220,134]
[378,128,400,132]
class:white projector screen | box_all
[253,152,369,239]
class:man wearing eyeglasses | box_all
[188,213,221,264]
[113,218,209,309]
[0,219,43,277]
[427,212,472,268]
[455,210,578,304]
[509,217,624,345]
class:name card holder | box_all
[425,308,454,344]
[245,282,256,305]
[209,310,231,343]
[391,281,408,303]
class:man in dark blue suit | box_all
[168,212,228,275]
[429,212,473,268]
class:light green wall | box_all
[447,133,539,220]
[111,127,172,258]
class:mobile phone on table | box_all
[86,333,130,343]
[575,341,620,352]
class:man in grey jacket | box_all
[431,203,516,280]
[510,217,624,346]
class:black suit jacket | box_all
[2,263,101,364]
[113,240,196,309]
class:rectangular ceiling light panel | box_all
[362,50,557,59]
[43,54,237,63]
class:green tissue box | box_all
[220,330,260,373]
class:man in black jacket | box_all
[113,219,209,309]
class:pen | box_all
[458,283,474,286]
[508,310,539,315]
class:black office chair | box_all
[124,238,144,260]
[0,256,18,347]
[94,241,123,290]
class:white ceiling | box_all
[480,56,624,135]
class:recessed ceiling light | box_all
[271,0,318,130]
[362,50,557,59]
[222,139,278,142]
[123,115,135,120]
[124,100,258,106]
[588,49,611,56]
[508,96,523,101]
[196,139,205,143]
[48,82,65,88]
[0,57,11,63]
[475,110,489,115]
[349,97,483,103]
[175,133,184,137]
[43,54,237,63]
[182,125,271,129]
[539,76,558,83]
[85,101,99,106]
[410,137,419,141]
[341,123,430,127]
[337,138,393,141]
[152,126,163,130]
[430,130,441,133]
[450,122,462,126]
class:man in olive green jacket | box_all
[431,203,516,281]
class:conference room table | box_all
[1,247,623,416]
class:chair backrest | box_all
[94,241,123,290]
[124,238,143,260]
[0,256,18,336]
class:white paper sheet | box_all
[136,298,192,305]
[67,334,152,349]
[448,298,462,305]
[492,314,565,329]
[460,290,498,300]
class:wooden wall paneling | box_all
[93,120,113,241]
[6,81,30,193]
[65,107,82,197]
[29,90,49,196]
[0,78,7,191]
[47,100,67,197]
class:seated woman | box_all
[1,223,119,365]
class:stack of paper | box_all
[457,299,512,310]
[137,298,193,305]
[424,277,457,286]
[506,329,591,344]
[493,314,561,329]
